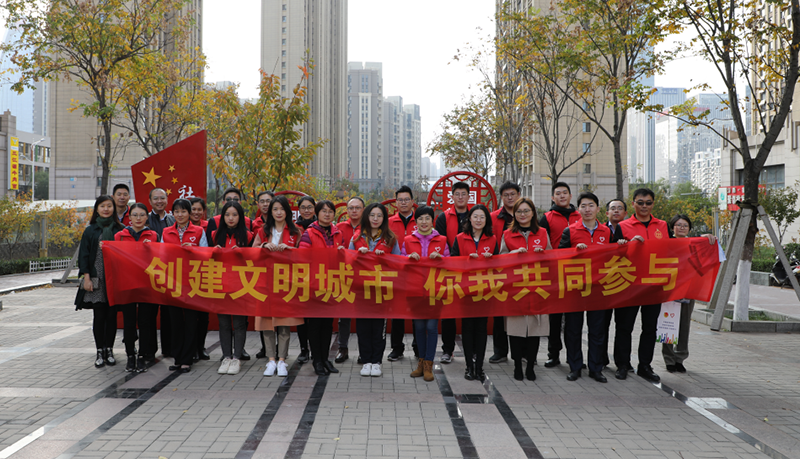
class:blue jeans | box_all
[414,319,438,361]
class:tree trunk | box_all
[733,162,760,319]
[100,120,113,196]
[613,137,624,199]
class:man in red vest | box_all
[387,186,418,361]
[601,198,628,369]
[334,197,365,364]
[434,181,472,364]
[112,183,131,226]
[538,182,580,369]
[488,181,521,364]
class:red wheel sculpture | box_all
[426,171,498,215]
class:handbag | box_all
[74,277,99,309]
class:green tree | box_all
[0,0,193,195]
[760,182,800,244]
[34,170,49,201]
[46,203,87,252]
[0,193,40,258]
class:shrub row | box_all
[0,257,72,276]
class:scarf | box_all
[96,216,116,241]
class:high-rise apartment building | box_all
[691,147,721,197]
[383,96,404,189]
[261,0,347,185]
[403,104,422,187]
[347,62,383,191]
[627,86,686,183]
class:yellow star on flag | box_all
[141,167,161,187]
[171,177,178,184]
[169,165,176,172]
[166,189,172,195]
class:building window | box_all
[736,164,785,188]
[583,122,591,133]
[282,16,286,22]
[282,62,286,68]
[282,4,286,10]
[282,27,286,33]
[97,177,102,187]
[583,164,591,174]
[282,39,286,45]
[282,50,286,57]
[281,73,286,80]
[583,143,591,154]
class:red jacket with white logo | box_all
[114,227,160,243]
[502,227,549,251]
[256,226,302,248]
[558,220,613,248]
[452,232,498,256]
[212,230,254,248]
[162,223,205,246]
[336,220,361,246]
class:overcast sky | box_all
[2,1,725,168]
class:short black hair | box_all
[297,196,316,208]
[257,190,274,201]
[452,182,470,193]
[670,214,692,231]
[415,206,435,221]
[606,198,627,211]
[190,197,206,211]
[498,181,521,195]
[315,200,336,215]
[172,198,192,213]
[552,182,571,195]
[348,196,365,206]
[462,205,493,237]
[222,187,243,200]
[112,183,129,194]
[577,192,599,206]
[632,188,655,201]
[396,185,413,199]
[130,202,149,214]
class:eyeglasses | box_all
[453,193,469,198]
[674,224,690,229]
[397,198,412,203]
[299,206,314,211]
[515,209,532,215]
[634,201,654,206]
[347,206,363,211]
[258,199,271,205]
[225,197,240,202]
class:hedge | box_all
[0,257,72,276]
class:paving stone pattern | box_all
[0,286,797,458]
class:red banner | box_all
[102,239,720,319]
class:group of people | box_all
[76,180,711,384]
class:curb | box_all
[0,282,52,297]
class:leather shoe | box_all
[489,354,507,364]
[464,367,475,381]
[297,349,309,364]
[637,365,660,382]
[566,370,581,381]
[168,365,180,371]
[589,371,607,383]
[323,360,339,373]
[335,348,349,363]
[198,349,210,360]
[387,350,403,361]
[256,348,267,359]
[357,356,363,364]
[544,359,561,368]
[666,364,677,373]
[526,367,536,381]
[626,363,634,372]
[313,361,328,375]
[240,350,251,361]
[615,368,627,380]
[675,363,686,373]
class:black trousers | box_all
[307,318,333,364]
[159,305,172,356]
[509,335,540,363]
[613,304,661,369]
[491,316,508,357]
[195,311,209,353]
[357,319,386,364]
[565,310,606,373]
[547,313,564,359]
[461,317,488,368]
[601,309,614,366]
[441,318,457,355]
[121,303,158,357]
[91,304,118,350]
[168,305,199,366]
[390,319,418,355]
[297,322,309,351]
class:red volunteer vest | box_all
[351,234,393,253]
[490,208,513,243]
[251,215,266,234]
[256,226,302,248]
[336,220,361,245]
[403,234,448,257]
[388,213,417,241]
[302,224,343,248]
[618,215,670,240]
[114,227,159,243]
[116,206,131,227]
[162,223,205,246]
[444,205,472,248]
[212,230,254,248]
[454,232,497,256]
[212,214,253,232]
[502,227,549,251]
[566,220,613,247]
[544,208,581,249]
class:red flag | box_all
[131,131,207,210]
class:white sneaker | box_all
[277,360,288,377]
[264,360,277,377]
[218,357,232,374]
[370,363,382,377]
[227,358,241,375]
[360,363,372,376]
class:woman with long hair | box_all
[213,201,254,375]
[161,198,208,373]
[299,200,344,376]
[349,203,400,377]
[114,203,160,372]
[499,198,551,381]
[451,204,498,382]
[663,214,695,374]
[76,195,125,368]
[253,196,304,377]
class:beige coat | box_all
[254,316,304,331]
[500,229,552,337]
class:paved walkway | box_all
[0,269,77,293]
[0,287,798,458]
